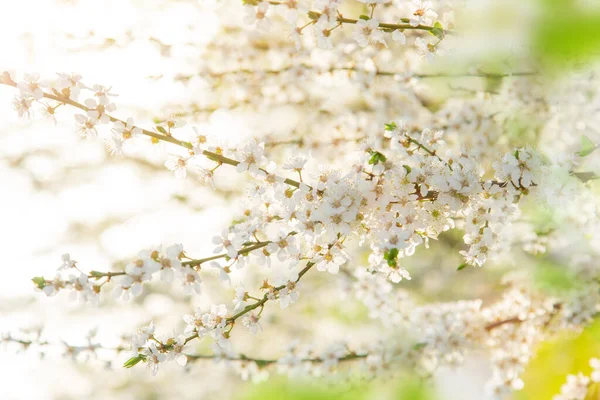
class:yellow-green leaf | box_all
[580,135,597,157]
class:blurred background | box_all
[1,0,600,399]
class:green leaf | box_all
[155,125,168,135]
[430,21,445,39]
[89,270,104,278]
[123,354,146,368]
[534,260,582,295]
[32,276,46,289]
[533,5,600,68]
[572,171,600,182]
[412,342,427,350]
[384,122,397,131]
[254,359,271,368]
[383,248,399,267]
[456,263,468,271]
[368,151,387,165]
[579,135,597,157]
[359,15,370,21]
[307,11,320,20]
[402,164,412,174]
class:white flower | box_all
[165,156,188,179]
[233,284,248,312]
[132,321,155,349]
[84,98,115,124]
[90,84,117,105]
[39,102,58,124]
[159,244,184,282]
[320,342,347,369]
[58,253,76,270]
[244,2,270,31]
[242,312,262,334]
[197,167,215,189]
[267,231,300,262]
[12,95,33,118]
[111,275,142,301]
[74,114,98,138]
[235,139,265,174]
[125,256,160,278]
[157,114,186,135]
[17,73,46,100]
[392,29,406,44]
[282,154,308,172]
[56,72,83,100]
[210,261,231,286]
[278,281,300,309]
[415,37,436,61]
[106,136,124,156]
[143,343,166,376]
[166,334,188,367]
[409,0,438,27]
[314,22,333,50]
[591,358,600,382]
[353,18,384,48]
[314,248,346,274]
[112,118,141,141]
[179,268,202,295]
[212,229,240,258]
[385,266,411,283]
[282,0,308,24]
[493,148,541,188]
[202,304,229,330]
[41,277,62,297]
[67,273,94,303]
[290,27,303,51]
[553,373,590,400]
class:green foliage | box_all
[31,276,46,289]
[368,150,387,165]
[123,354,146,368]
[384,122,397,131]
[430,22,445,39]
[579,135,597,157]
[534,259,583,295]
[572,171,600,182]
[239,376,433,400]
[533,0,600,67]
[412,342,428,351]
[384,248,399,267]
[516,319,600,400]
[456,263,468,271]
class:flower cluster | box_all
[241,0,451,56]
[2,40,600,397]
[554,358,600,400]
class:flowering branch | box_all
[305,10,451,35]
[176,65,536,82]
[4,66,599,397]
[0,72,303,189]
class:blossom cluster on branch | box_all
[2,0,600,398]
[2,67,599,397]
